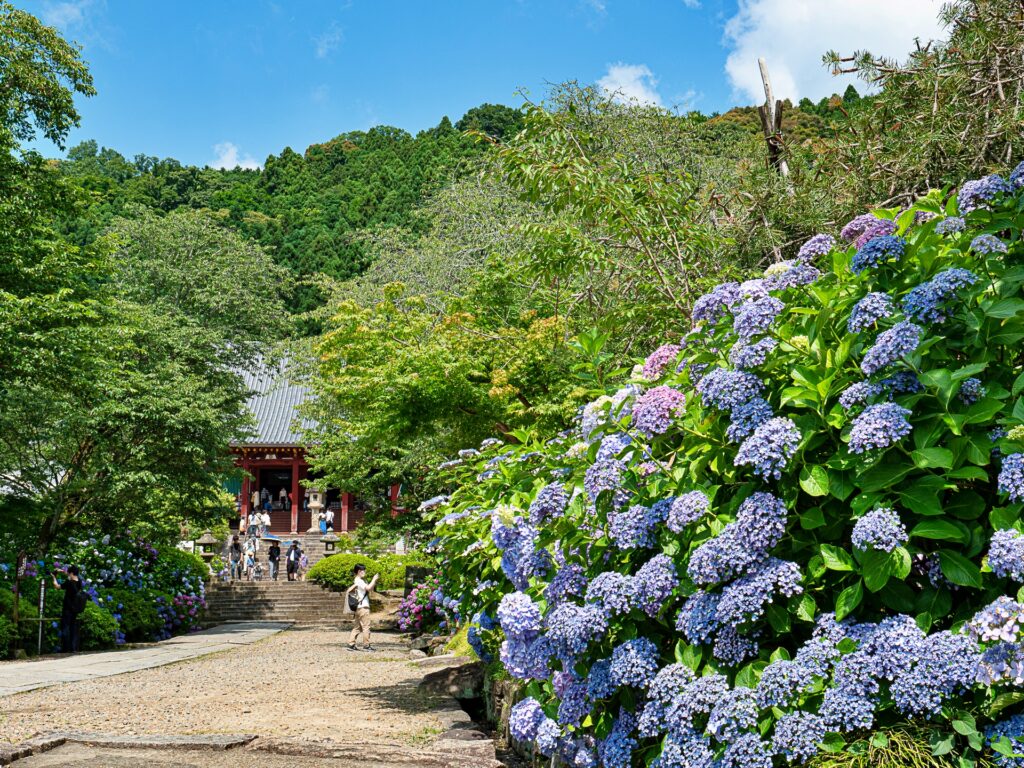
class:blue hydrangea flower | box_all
[546,602,608,661]
[890,630,980,717]
[848,403,912,453]
[716,557,803,627]
[999,454,1024,502]
[497,591,542,639]
[666,673,729,735]
[772,712,825,763]
[852,235,905,273]
[667,491,710,532]
[797,233,836,261]
[972,234,1009,254]
[734,491,789,551]
[959,173,1010,213]
[651,734,715,768]
[959,377,985,405]
[635,554,678,617]
[756,659,813,708]
[713,625,759,666]
[509,697,546,742]
[500,635,552,680]
[609,637,660,688]
[848,292,894,333]
[935,216,966,235]
[881,370,922,395]
[596,433,633,461]
[902,268,978,323]
[707,687,758,742]
[989,529,1024,582]
[692,282,742,326]
[839,381,884,410]
[632,385,686,436]
[854,218,898,248]
[726,397,773,443]
[675,590,721,644]
[528,482,569,525]
[765,261,821,291]
[734,416,800,479]
[861,321,921,374]
[609,503,664,550]
[556,675,591,727]
[584,458,626,506]
[729,337,777,369]
[819,686,874,732]
[733,296,785,341]
[638,664,695,737]
[986,713,1024,768]
[535,717,561,756]
[717,733,772,768]
[586,571,633,616]
[548,561,587,605]
[969,596,1024,643]
[851,507,908,553]
[1012,161,1024,190]
[697,368,765,411]
[598,710,637,768]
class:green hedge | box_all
[108,588,161,642]
[308,552,433,591]
[79,602,118,651]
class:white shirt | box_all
[262,512,271,526]
[325,509,335,523]
[352,576,371,609]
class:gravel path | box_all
[0,628,448,746]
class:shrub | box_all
[396,575,445,634]
[78,602,118,651]
[431,163,1024,767]
[108,588,160,642]
[0,587,44,652]
[376,553,433,590]
[0,615,15,658]
[307,553,382,591]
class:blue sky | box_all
[23,0,947,168]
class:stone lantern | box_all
[196,531,219,567]
[320,532,339,557]
[307,487,324,533]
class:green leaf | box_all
[911,518,970,543]
[912,447,954,469]
[835,580,863,621]
[992,506,1021,531]
[799,507,825,530]
[795,594,816,622]
[766,603,791,633]
[861,548,894,592]
[870,732,889,749]
[938,550,983,588]
[857,462,913,492]
[820,544,855,571]
[899,481,945,517]
[984,297,1024,319]
[989,692,1024,717]
[951,362,989,381]
[799,465,829,497]
[676,642,702,671]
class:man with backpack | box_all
[346,564,378,651]
[285,540,302,581]
[52,565,85,653]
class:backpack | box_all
[347,587,360,612]
[73,587,88,616]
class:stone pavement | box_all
[0,622,289,697]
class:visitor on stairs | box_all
[285,540,302,581]
[251,489,260,516]
[267,540,281,581]
[244,549,256,581]
[228,535,243,581]
[260,510,271,537]
[279,487,287,511]
[346,564,379,651]
[325,507,335,531]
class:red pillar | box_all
[389,483,401,519]
[341,492,352,532]
[240,454,251,526]
[290,452,300,534]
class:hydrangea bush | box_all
[428,162,1024,766]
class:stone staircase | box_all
[204,580,401,628]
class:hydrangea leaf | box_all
[937,549,983,588]
[910,518,971,543]
[834,580,863,621]
[982,297,1024,319]
[912,447,955,469]
[798,465,829,497]
[819,544,855,571]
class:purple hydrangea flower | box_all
[797,233,836,261]
[935,216,966,235]
[861,321,921,375]
[852,235,905,273]
[959,173,1010,213]
[772,712,825,763]
[989,529,1024,581]
[497,592,542,639]
[970,596,1024,643]
[766,261,821,291]
[586,571,633,616]
[733,296,785,341]
[632,386,686,436]
[609,503,664,550]
[729,337,778,369]
[692,282,742,326]
[509,698,546,742]
[902,268,978,323]
[726,397,773,442]
[717,733,772,768]
[610,637,660,688]
[642,343,681,380]
[734,416,800,479]
[756,660,813,708]
[635,554,678,617]
[697,368,765,411]
[959,377,985,405]
[851,507,907,552]
[848,402,912,453]
[848,292,894,333]
[667,491,710,532]
[528,482,569,525]
[972,234,1009,254]
[584,458,626,506]
[854,218,898,248]
[841,213,881,242]
[839,381,884,410]
[881,371,923,395]
[707,687,759,742]
[638,664,695,737]
[999,454,1024,502]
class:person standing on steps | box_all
[285,540,301,581]
[267,540,281,581]
[52,565,85,653]
[228,535,243,581]
[346,564,378,651]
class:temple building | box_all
[228,363,397,535]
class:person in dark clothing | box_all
[52,565,83,653]
[285,541,301,581]
[228,535,243,581]
[267,541,281,581]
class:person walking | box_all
[267,540,281,581]
[260,509,271,537]
[299,551,309,581]
[250,488,260,516]
[52,565,84,653]
[279,487,287,510]
[346,564,378,651]
[228,535,243,581]
[318,509,327,534]
[244,549,256,581]
[285,540,301,581]
[325,507,335,531]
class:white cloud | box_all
[211,142,261,171]
[313,23,344,59]
[597,63,664,107]
[681,0,700,8]
[723,0,946,104]
[41,0,90,28]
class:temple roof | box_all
[232,362,316,448]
